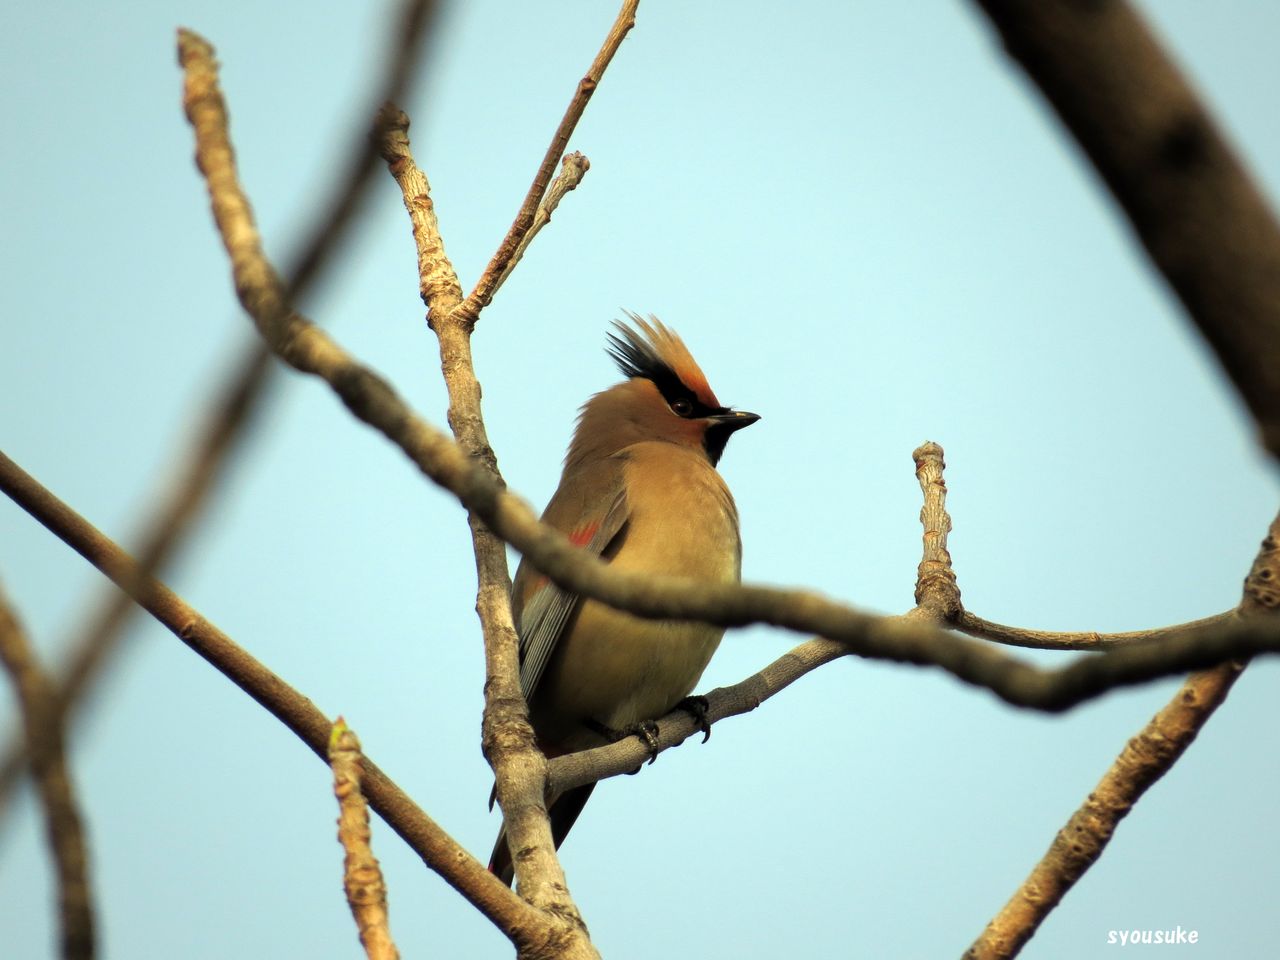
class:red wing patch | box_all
[568,522,600,547]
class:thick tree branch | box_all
[454,0,638,326]
[970,0,1280,458]
[964,511,1279,959]
[0,583,94,960]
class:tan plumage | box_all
[488,315,758,886]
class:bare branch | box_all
[456,0,639,325]
[0,451,539,944]
[970,0,1280,459]
[965,512,1280,959]
[179,8,1280,742]
[904,442,1235,652]
[0,582,94,960]
[548,637,846,794]
[967,665,1242,960]
[955,610,1238,652]
[912,441,962,621]
[180,21,604,945]
[0,345,271,817]
[330,719,399,960]
[380,101,591,941]
[376,105,465,326]
[0,4,440,816]
[489,152,590,299]
[91,182,1276,708]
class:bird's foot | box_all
[625,719,662,765]
[584,717,662,768]
[675,695,713,743]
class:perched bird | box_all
[488,314,759,886]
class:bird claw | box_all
[676,695,712,743]
[585,717,661,766]
[626,719,662,763]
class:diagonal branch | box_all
[0,450,539,943]
[963,511,1279,959]
[488,152,590,300]
[0,582,95,960]
[970,0,1280,459]
[454,0,638,326]
[0,1,439,817]
[548,637,846,794]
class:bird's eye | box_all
[670,398,693,417]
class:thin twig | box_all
[964,512,1279,959]
[0,582,94,960]
[454,0,639,326]
[489,152,590,299]
[330,719,399,960]
[548,637,846,794]
[956,610,1238,651]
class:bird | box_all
[487,314,759,886]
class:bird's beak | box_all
[708,409,760,433]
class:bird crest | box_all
[606,312,720,409]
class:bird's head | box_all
[568,313,759,467]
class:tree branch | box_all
[0,582,94,960]
[0,2,439,817]
[905,441,1241,652]
[964,511,1279,959]
[378,106,586,932]
[488,152,590,300]
[548,637,846,794]
[955,610,1238,652]
[455,0,638,326]
[0,451,540,945]
[330,719,400,960]
[912,441,963,621]
[183,19,1280,723]
[970,0,1280,459]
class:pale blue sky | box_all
[2,2,1279,957]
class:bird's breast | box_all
[530,442,742,748]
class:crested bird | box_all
[488,314,758,886]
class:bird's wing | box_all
[515,477,630,702]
